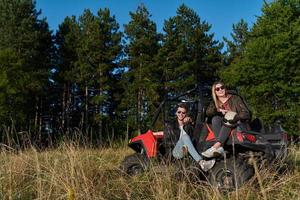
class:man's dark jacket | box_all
[162,120,194,148]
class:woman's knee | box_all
[212,116,222,124]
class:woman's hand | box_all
[218,108,228,115]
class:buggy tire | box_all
[208,158,254,189]
[120,153,149,176]
[173,159,202,182]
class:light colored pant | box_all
[172,134,202,162]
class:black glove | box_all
[228,115,240,124]
[223,118,228,123]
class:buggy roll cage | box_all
[151,85,206,128]
[150,84,253,130]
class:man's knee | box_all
[181,133,192,142]
[172,149,183,159]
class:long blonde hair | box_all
[212,81,226,109]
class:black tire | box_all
[120,153,149,176]
[208,158,254,189]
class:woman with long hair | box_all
[202,81,251,158]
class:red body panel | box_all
[236,132,244,142]
[244,133,257,142]
[205,123,259,143]
[130,130,159,158]
[205,124,216,141]
[128,124,259,158]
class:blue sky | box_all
[36,0,266,42]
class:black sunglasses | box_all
[215,85,225,91]
[177,111,186,115]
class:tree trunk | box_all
[80,111,84,130]
[98,70,103,144]
[34,96,41,142]
[137,88,142,134]
[34,96,38,130]
[66,82,71,134]
[136,59,143,134]
[39,98,42,134]
[85,82,88,132]
[62,83,66,130]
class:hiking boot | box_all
[199,159,216,172]
[201,147,224,158]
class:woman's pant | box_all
[172,134,202,162]
[211,116,231,145]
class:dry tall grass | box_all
[0,143,299,200]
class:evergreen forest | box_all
[0,0,299,148]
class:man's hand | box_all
[153,131,164,136]
[183,116,193,124]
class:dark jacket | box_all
[163,120,194,148]
[206,94,251,121]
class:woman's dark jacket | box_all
[206,94,251,121]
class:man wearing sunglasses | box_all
[154,103,216,171]
[202,81,251,158]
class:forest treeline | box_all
[0,0,299,146]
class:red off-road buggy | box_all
[120,87,288,189]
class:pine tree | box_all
[221,0,300,134]
[67,8,122,142]
[55,16,80,132]
[0,0,53,133]
[73,9,97,132]
[158,4,223,96]
[88,8,122,142]
[123,4,160,134]
[223,19,249,65]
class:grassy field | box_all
[0,143,299,200]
